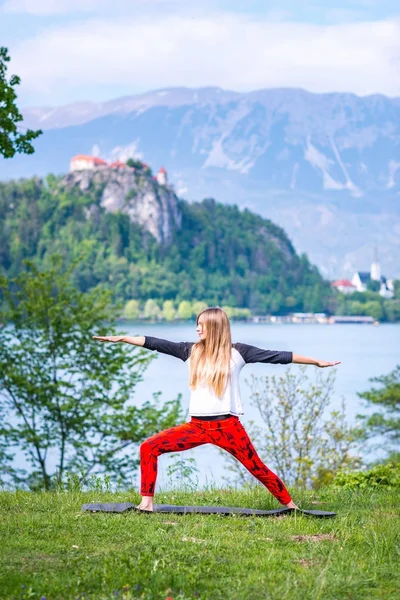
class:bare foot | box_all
[137,498,154,512]
[285,500,299,509]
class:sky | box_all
[1,0,399,107]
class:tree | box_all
[0,47,42,158]
[223,369,359,488]
[143,298,161,321]
[126,158,144,169]
[384,300,400,323]
[123,299,140,320]
[162,300,176,321]
[222,305,234,319]
[177,300,194,320]
[363,300,383,321]
[367,280,380,293]
[192,301,208,317]
[357,365,400,458]
[0,259,183,489]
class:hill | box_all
[1,86,399,278]
[0,165,332,314]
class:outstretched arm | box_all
[93,335,193,361]
[292,353,341,368]
[93,335,145,346]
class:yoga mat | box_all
[81,503,336,518]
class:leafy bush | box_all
[223,368,360,489]
[333,462,400,489]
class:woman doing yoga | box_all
[94,307,340,512]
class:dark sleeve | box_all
[234,342,292,365]
[143,336,194,362]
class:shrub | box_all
[333,462,400,489]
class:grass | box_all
[1,486,399,600]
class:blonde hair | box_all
[189,307,232,398]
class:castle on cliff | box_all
[69,154,168,186]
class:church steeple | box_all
[370,247,381,282]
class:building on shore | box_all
[329,315,376,324]
[331,279,357,294]
[248,313,377,325]
[291,312,328,324]
[351,251,394,299]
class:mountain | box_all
[0,167,332,314]
[1,87,399,278]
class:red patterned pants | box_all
[140,415,292,505]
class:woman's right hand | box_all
[93,335,125,343]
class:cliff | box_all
[61,166,181,245]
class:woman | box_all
[94,307,340,511]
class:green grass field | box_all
[1,487,399,600]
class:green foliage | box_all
[333,462,400,489]
[126,187,138,200]
[366,279,380,293]
[224,369,360,488]
[0,175,335,314]
[335,290,399,322]
[123,299,140,320]
[357,365,400,457]
[178,300,194,320]
[143,298,161,320]
[166,455,199,491]
[384,299,400,322]
[162,299,176,321]
[126,158,144,169]
[0,47,42,158]
[0,259,184,489]
[121,299,250,322]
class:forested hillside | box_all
[0,173,333,314]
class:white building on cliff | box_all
[156,167,168,185]
[70,155,108,171]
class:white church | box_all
[351,254,394,299]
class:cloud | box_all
[10,14,400,102]
[1,0,182,15]
[2,0,102,14]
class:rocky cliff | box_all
[61,167,181,245]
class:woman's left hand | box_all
[316,360,341,368]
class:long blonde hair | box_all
[189,307,232,398]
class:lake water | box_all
[10,321,399,490]
[126,322,400,489]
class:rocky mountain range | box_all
[1,86,399,278]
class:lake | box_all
[125,322,400,489]
[10,321,399,491]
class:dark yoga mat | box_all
[81,503,336,518]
